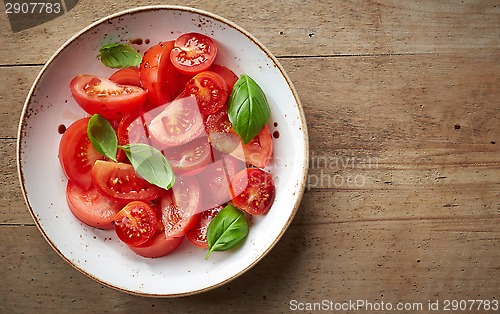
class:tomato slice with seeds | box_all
[148,95,205,148]
[186,205,222,248]
[117,111,153,147]
[184,71,228,115]
[163,137,211,175]
[231,168,276,215]
[170,32,217,75]
[161,176,201,238]
[109,67,142,87]
[92,160,162,204]
[70,74,147,121]
[114,201,157,247]
[66,181,122,229]
[59,117,105,190]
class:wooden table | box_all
[2,1,498,312]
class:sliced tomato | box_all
[197,155,246,209]
[117,111,153,147]
[109,67,141,86]
[114,201,157,247]
[59,117,105,190]
[209,64,238,90]
[186,205,222,248]
[148,94,205,148]
[66,181,122,229]
[231,168,276,215]
[128,232,184,258]
[163,137,211,175]
[92,160,162,204]
[170,33,217,75]
[184,71,228,115]
[161,176,201,238]
[69,74,147,120]
[140,41,188,108]
[206,110,273,168]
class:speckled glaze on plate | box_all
[17,5,308,297]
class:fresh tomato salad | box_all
[58,32,276,259]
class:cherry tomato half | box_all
[70,74,147,121]
[59,117,105,190]
[140,41,188,108]
[185,71,228,115]
[170,32,217,75]
[186,205,222,248]
[92,160,162,204]
[209,64,238,90]
[161,176,201,238]
[114,201,157,247]
[148,95,205,148]
[163,137,211,175]
[128,232,184,258]
[231,168,276,215]
[66,181,122,229]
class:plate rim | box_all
[16,4,309,297]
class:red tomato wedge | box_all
[163,137,211,175]
[70,74,147,121]
[206,110,273,168]
[114,201,157,247]
[109,67,141,86]
[186,205,222,248]
[140,41,188,108]
[209,64,238,90]
[197,155,246,209]
[59,117,105,190]
[185,71,229,115]
[170,33,217,75]
[128,232,184,258]
[231,168,276,215]
[92,160,162,204]
[117,111,153,147]
[148,95,205,148]
[161,176,201,238]
[66,181,122,229]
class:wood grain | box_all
[1,0,499,312]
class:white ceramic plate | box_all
[17,5,308,297]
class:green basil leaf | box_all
[87,114,117,162]
[205,205,249,260]
[227,74,271,144]
[119,143,175,190]
[98,43,142,69]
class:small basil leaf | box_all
[206,205,249,260]
[98,43,142,69]
[119,143,175,190]
[227,74,271,144]
[87,114,117,162]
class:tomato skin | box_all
[185,71,228,115]
[59,117,105,190]
[148,94,205,148]
[92,160,162,204]
[231,168,276,215]
[140,41,187,108]
[114,201,157,247]
[170,33,217,75]
[70,75,147,121]
[163,137,211,175]
[161,176,202,238]
[241,125,273,168]
[128,233,184,258]
[66,181,122,229]
[209,64,238,90]
[109,67,141,86]
[186,205,222,248]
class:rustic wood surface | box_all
[1,0,499,313]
